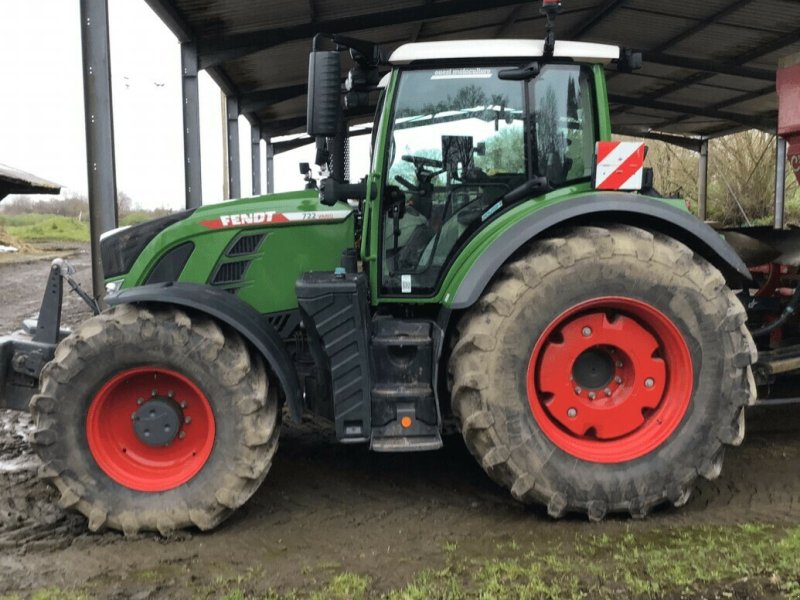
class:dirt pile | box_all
[0,226,35,253]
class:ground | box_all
[2,248,800,599]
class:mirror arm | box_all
[319,178,368,206]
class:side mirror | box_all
[307,51,341,137]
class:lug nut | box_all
[151,389,158,397]
[179,431,186,439]
[168,390,175,399]
[180,401,187,409]
[136,397,144,405]
[184,416,192,424]
[574,386,582,395]
[644,378,655,389]
[588,392,596,400]
[604,388,612,397]
[131,412,137,421]
[582,327,592,337]
[567,408,577,418]
[615,376,622,384]
[616,361,623,368]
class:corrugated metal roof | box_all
[144,0,800,141]
[0,164,61,201]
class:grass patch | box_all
[16,524,800,599]
[0,214,89,242]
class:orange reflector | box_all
[400,416,413,429]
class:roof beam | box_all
[650,0,755,53]
[653,83,775,130]
[571,0,627,39]
[642,52,775,82]
[259,105,376,137]
[238,84,308,114]
[495,4,525,38]
[608,94,775,130]
[615,128,707,152]
[272,126,374,155]
[615,25,800,118]
[197,0,527,69]
[143,0,193,42]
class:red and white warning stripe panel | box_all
[199,209,352,230]
[594,141,646,191]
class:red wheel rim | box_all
[86,367,215,492]
[526,297,693,463]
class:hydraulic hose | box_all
[750,283,800,338]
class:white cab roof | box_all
[389,39,620,65]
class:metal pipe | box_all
[79,0,118,302]
[251,125,261,195]
[698,139,709,221]
[266,139,275,194]
[180,42,202,208]
[226,96,241,199]
[775,136,787,230]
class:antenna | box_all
[541,0,562,58]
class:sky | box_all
[0,0,369,211]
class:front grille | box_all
[227,233,265,257]
[211,260,250,285]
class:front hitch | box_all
[0,259,97,411]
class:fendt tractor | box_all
[3,1,800,534]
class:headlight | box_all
[105,280,123,294]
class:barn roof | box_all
[143,0,800,148]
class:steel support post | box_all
[698,139,709,221]
[266,139,275,194]
[251,125,261,195]
[79,0,118,301]
[775,136,788,230]
[226,96,241,199]
[181,42,202,208]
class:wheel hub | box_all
[572,348,615,390]
[526,297,693,464]
[132,396,183,447]
[86,367,215,492]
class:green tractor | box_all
[1,3,766,534]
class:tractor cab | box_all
[308,34,626,302]
[375,42,609,296]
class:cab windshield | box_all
[381,64,596,296]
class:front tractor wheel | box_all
[449,225,756,520]
[30,304,279,535]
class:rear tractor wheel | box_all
[30,304,279,535]
[449,225,756,520]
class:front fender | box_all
[107,282,302,422]
[450,192,750,310]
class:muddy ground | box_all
[2,249,800,598]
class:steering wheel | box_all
[395,155,445,190]
[394,155,445,219]
[402,154,443,170]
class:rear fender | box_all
[450,192,751,310]
[107,283,302,422]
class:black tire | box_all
[449,225,756,520]
[30,304,279,535]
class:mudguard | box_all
[106,282,302,422]
[450,192,751,310]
